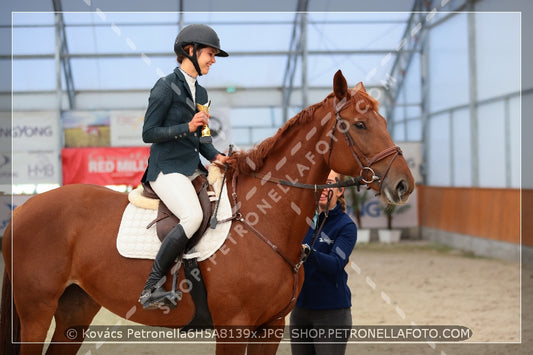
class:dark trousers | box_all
[289,305,352,355]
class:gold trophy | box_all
[197,100,212,144]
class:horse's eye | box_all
[354,121,366,130]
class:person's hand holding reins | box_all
[188,111,209,132]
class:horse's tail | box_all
[0,270,20,354]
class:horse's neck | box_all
[261,105,333,188]
[234,105,333,255]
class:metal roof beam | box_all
[7,49,411,61]
[52,0,75,109]
[281,0,309,123]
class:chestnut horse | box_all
[1,70,414,354]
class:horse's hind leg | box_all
[45,284,102,355]
[17,299,57,355]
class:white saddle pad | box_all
[116,171,232,262]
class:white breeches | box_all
[150,172,203,238]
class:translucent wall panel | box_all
[478,101,506,187]
[400,53,421,106]
[66,25,178,54]
[12,12,54,26]
[12,26,55,55]
[306,21,406,51]
[392,105,404,122]
[70,57,176,90]
[406,105,421,119]
[306,54,393,88]
[13,59,56,91]
[475,12,520,101]
[204,55,286,88]
[230,107,284,147]
[215,23,293,52]
[428,14,469,113]
[427,112,451,186]
[230,107,282,127]
[393,123,405,141]
[407,119,422,141]
[451,108,471,186]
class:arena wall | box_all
[418,185,531,262]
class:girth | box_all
[143,175,216,253]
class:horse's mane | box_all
[230,86,379,175]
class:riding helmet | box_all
[174,24,229,57]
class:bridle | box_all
[329,96,403,193]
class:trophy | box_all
[197,100,212,144]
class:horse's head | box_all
[325,70,414,204]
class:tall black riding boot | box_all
[139,224,189,309]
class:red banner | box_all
[62,147,150,186]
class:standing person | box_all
[290,170,358,354]
[138,24,229,310]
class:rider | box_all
[139,24,229,309]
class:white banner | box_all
[110,110,147,147]
[11,151,60,184]
[9,111,60,152]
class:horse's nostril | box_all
[396,180,407,197]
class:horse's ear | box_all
[333,70,348,100]
[354,81,366,92]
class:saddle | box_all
[142,175,217,253]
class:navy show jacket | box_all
[142,67,221,182]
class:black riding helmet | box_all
[174,24,229,76]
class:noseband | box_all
[329,97,403,192]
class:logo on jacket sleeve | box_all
[319,232,334,245]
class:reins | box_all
[249,172,364,191]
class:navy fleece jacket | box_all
[295,203,357,310]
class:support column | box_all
[467,9,479,186]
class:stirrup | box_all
[139,270,182,310]
[140,286,182,310]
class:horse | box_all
[1,70,414,355]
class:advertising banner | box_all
[110,110,147,147]
[10,151,60,185]
[62,147,149,186]
[63,111,110,147]
[4,111,60,152]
